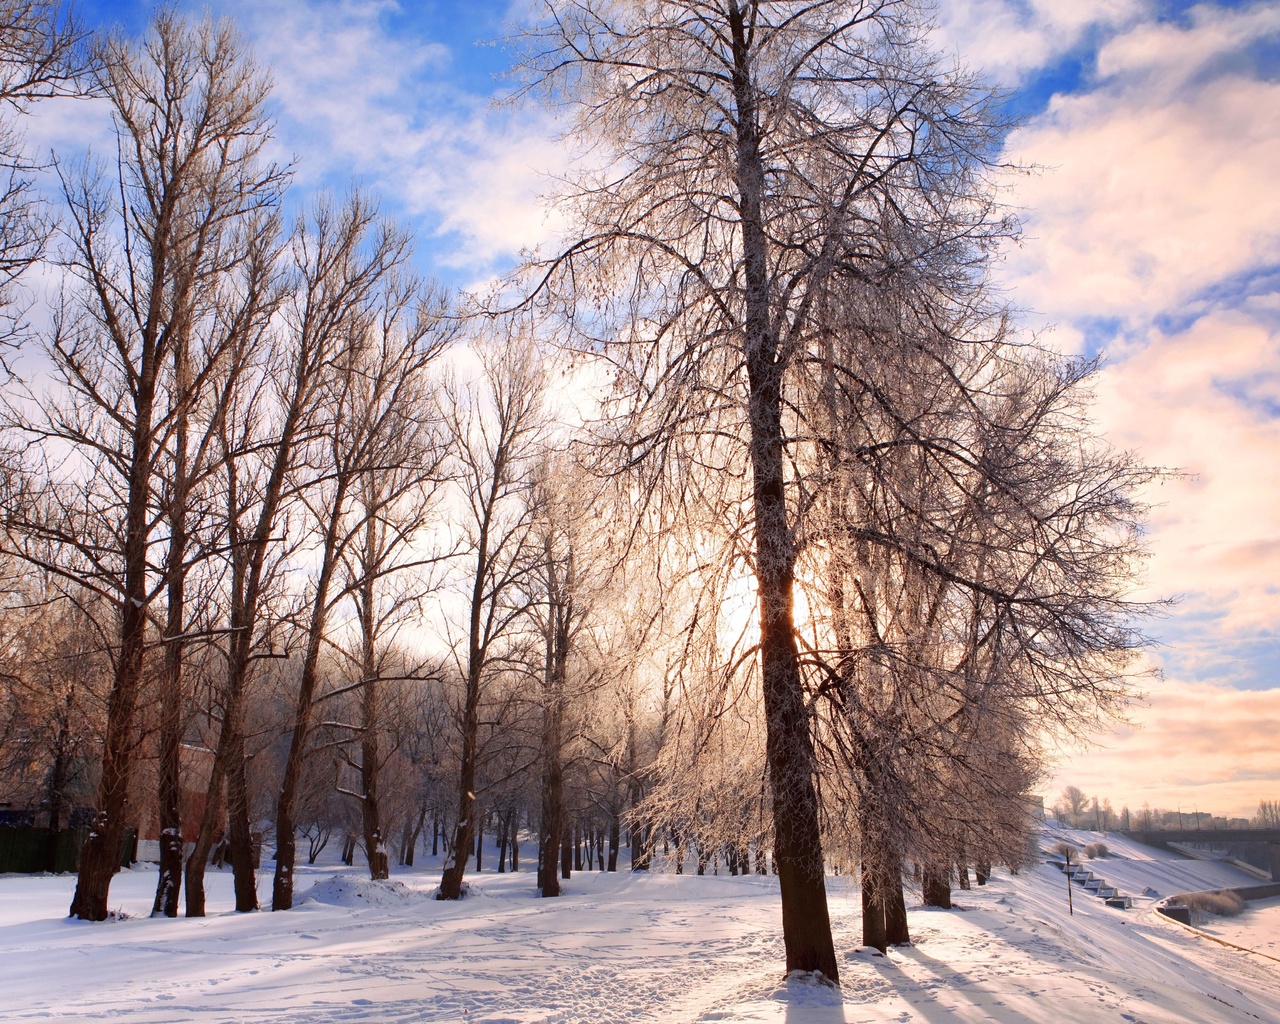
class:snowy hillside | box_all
[2,832,1277,1023]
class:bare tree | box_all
[0,12,283,920]
[526,456,622,895]
[437,336,545,901]
[270,267,452,909]
[342,381,452,883]
[184,192,404,915]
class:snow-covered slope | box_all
[1,833,1276,1023]
[1041,822,1270,900]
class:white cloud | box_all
[996,5,1280,786]
[1097,2,1280,82]
[936,0,1147,84]
[1003,64,1280,323]
[991,3,1280,659]
[222,0,570,283]
[1091,311,1280,638]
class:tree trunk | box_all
[438,665,479,898]
[861,859,887,953]
[359,700,387,879]
[922,864,952,909]
[883,844,910,946]
[225,739,258,911]
[153,334,192,920]
[358,519,389,882]
[729,3,836,981]
[151,641,184,918]
[184,765,225,918]
[70,368,158,921]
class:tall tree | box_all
[271,268,451,909]
[437,338,544,900]
[517,0,1013,979]
[2,12,283,920]
[182,192,407,915]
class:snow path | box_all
[1,836,1277,1024]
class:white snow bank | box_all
[295,872,425,908]
[1040,823,1266,900]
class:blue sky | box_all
[52,0,1280,816]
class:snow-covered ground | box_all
[2,830,1277,1023]
[1197,895,1280,959]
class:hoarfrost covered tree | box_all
[517,0,1156,974]
[1061,785,1089,824]
[527,457,642,894]
[801,281,1153,946]
[516,0,1022,980]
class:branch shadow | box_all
[862,944,1039,1024]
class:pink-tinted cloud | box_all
[1049,677,1280,819]
[1092,312,1280,637]
[1005,76,1280,324]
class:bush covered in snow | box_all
[1084,843,1109,859]
[1175,890,1245,919]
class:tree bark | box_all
[273,474,351,910]
[69,344,158,921]
[153,336,191,919]
[728,2,837,981]
[922,863,952,909]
